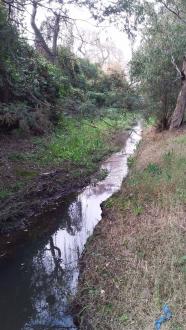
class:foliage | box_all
[77,0,145,39]
[0,4,138,135]
[130,8,186,129]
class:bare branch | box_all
[160,0,186,24]
[171,55,182,77]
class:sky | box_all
[69,5,132,63]
[24,1,132,67]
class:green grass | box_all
[126,148,186,207]
[1,113,136,202]
[24,114,135,167]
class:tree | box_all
[75,29,125,69]
[158,0,186,25]
[31,1,68,64]
[130,7,186,129]
[170,56,186,129]
[80,0,186,129]
[3,0,78,64]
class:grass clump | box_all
[127,155,135,168]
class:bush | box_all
[0,102,53,134]
[71,88,86,102]
[87,91,106,107]
[79,100,97,117]
[0,5,138,134]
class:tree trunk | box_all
[31,1,53,63]
[170,56,186,129]
[52,13,60,65]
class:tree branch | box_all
[31,1,53,62]
[171,55,182,78]
[160,0,186,24]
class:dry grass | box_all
[75,127,186,330]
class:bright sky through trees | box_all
[24,2,132,66]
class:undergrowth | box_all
[0,113,135,200]
[21,113,135,167]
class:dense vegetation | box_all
[0,4,138,136]
[1,1,186,329]
[0,2,140,229]
[84,0,186,129]
[130,4,186,129]
[3,0,186,132]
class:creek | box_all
[0,123,142,330]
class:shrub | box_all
[87,91,106,107]
[79,100,97,117]
[0,102,52,134]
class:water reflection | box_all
[0,124,142,330]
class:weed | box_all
[0,189,12,199]
[119,314,129,323]
[103,303,113,314]
[145,162,162,175]
[163,150,174,164]
[145,116,156,127]
[104,198,115,208]
[127,155,135,168]
[132,203,143,216]
[95,169,108,181]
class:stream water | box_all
[0,123,142,330]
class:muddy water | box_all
[0,123,142,330]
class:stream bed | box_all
[0,123,142,330]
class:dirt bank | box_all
[74,127,186,330]
[0,129,129,259]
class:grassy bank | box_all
[0,113,134,200]
[0,113,135,244]
[26,114,134,166]
[74,127,186,330]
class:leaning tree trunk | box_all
[170,56,186,129]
